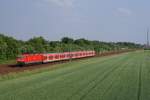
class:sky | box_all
[0,0,150,44]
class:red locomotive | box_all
[17,51,96,65]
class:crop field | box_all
[0,50,149,100]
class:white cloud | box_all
[44,0,75,7]
[115,8,132,17]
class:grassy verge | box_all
[0,55,119,81]
[0,51,149,100]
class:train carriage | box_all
[17,51,96,65]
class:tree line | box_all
[0,33,142,60]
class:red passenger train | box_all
[17,51,96,65]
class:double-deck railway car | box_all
[17,51,96,65]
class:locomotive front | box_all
[16,54,26,65]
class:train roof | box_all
[21,51,95,55]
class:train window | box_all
[60,55,64,58]
[49,56,53,60]
[67,54,70,57]
[55,55,59,59]
[61,54,64,58]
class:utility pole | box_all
[146,28,149,49]
[69,43,72,62]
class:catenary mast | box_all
[147,28,149,48]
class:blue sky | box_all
[0,0,150,44]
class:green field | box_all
[0,51,150,100]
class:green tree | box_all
[27,36,47,53]
[61,37,74,44]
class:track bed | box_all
[0,51,130,75]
